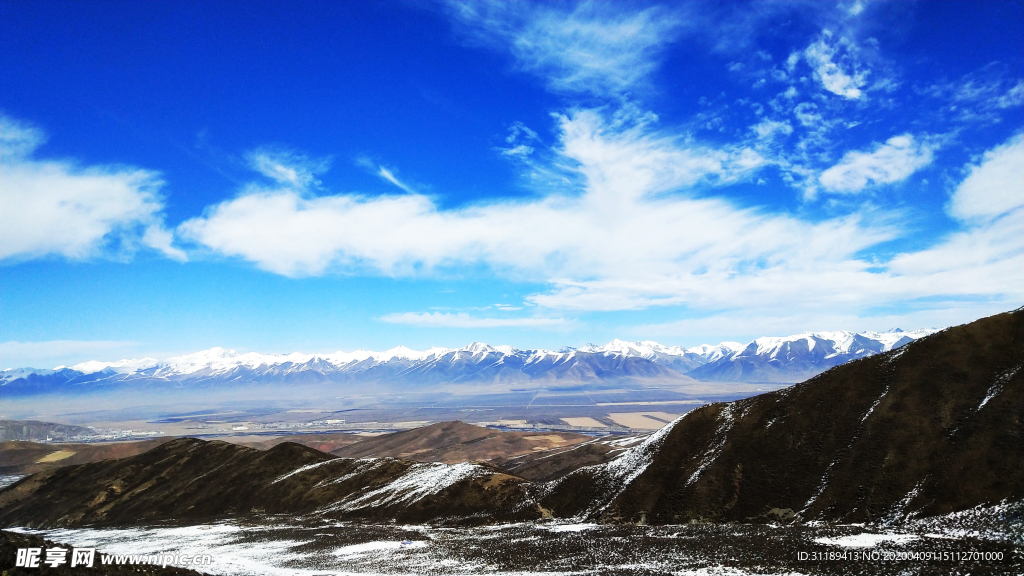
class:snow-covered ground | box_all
[0,475,26,490]
[9,508,1019,576]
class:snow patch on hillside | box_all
[563,413,687,519]
[325,462,485,512]
[814,533,918,548]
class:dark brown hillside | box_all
[1,437,535,528]
[543,308,1023,524]
[0,439,330,527]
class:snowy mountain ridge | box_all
[5,328,940,384]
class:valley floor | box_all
[8,507,1021,576]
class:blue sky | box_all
[2,0,1022,368]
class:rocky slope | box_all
[498,434,650,482]
[541,308,1023,524]
[0,438,532,528]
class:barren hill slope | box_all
[542,308,1023,524]
[330,420,589,463]
[1,438,532,528]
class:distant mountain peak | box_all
[2,327,942,390]
[461,342,497,354]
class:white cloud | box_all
[376,165,418,194]
[142,225,187,261]
[793,102,823,127]
[0,115,184,262]
[1,116,46,157]
[179,107,772,281]
[179,105,909,315]
[752,119,793,139]
[629,304,998,347]
[246,148,330,188]
[885,211,1021,292]
[947,133,1024,223]
[506,121,538,142]
[380,312,566,329]
[448,2,684,96]
[497,121,539,159]
[995,81,1024,108]
[500,144,534,159]
[819,134,934,193]
[803,32,868,99]
[952,71,1023,109]
[785,52,800,72]
[177,101,1023,320]
[876,135,1023,304]
[0,340,139,370]
[166,0,1022,324]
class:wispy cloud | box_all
[246,148,330,188]
[355,156,420,194]
[178,106,1021,320]
[496,121,539,159]
[448,1,686,97]
[819,134,935,193]
[629,305,981,346]
[0,115,185,262]
[376,165,418,194]
[947,133,1024,223]
[881,133,1022,300]
[0,339,139,370]
[380,312,566,329]
[803,31,868,99]
[177,106,775,284]
[925,63,1024,125]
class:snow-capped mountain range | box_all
[1,328,939,396]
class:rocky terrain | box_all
[0,438,535,528]
[0,530,205,575]
[6,513,1021,576]
[1,310,1019,536]
[498,433,649,482]
[542,308,1022,524]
